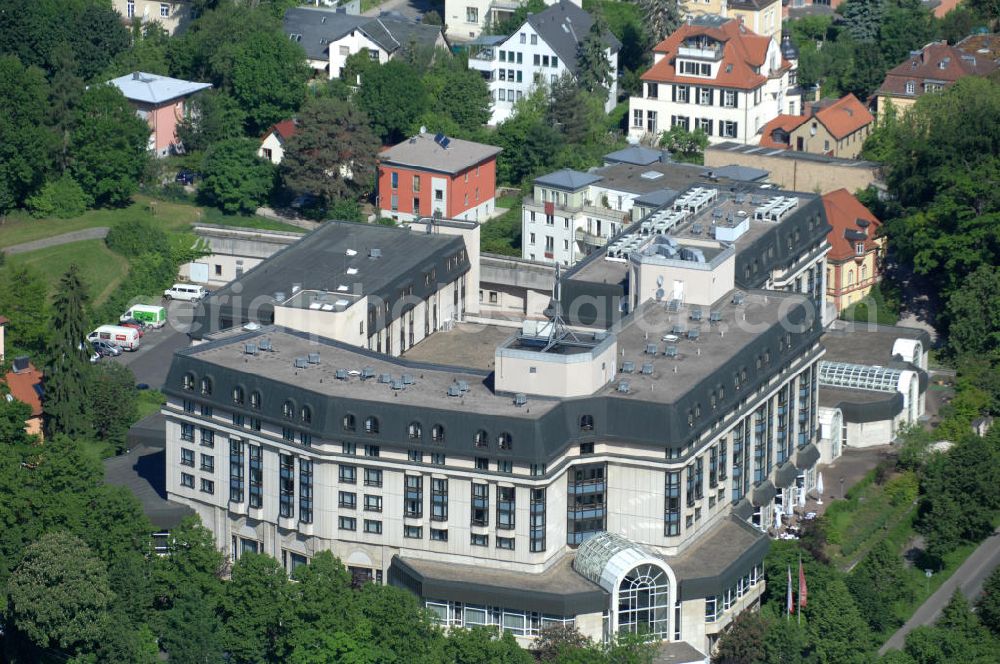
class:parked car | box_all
[87,325,141,351]
[121,304,167,328]
[164,283,206,301]
[119,319,145,336]
[91,340,122,357]
[175,169,198,185]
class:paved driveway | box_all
[880,529,1000,654]
[110,301,195,389]
[2,228,109,255]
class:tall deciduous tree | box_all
[421,55,492,134]
[175,89,247,154]
[45,264,92,438]
[69,83,151,207]
[977,566,1000,638]
[200,138,275,215]
[806,577,872,663]
[0,265,50,357]
[0,56,55,216]
[88,361,139,449]
[280,97,380,208]
[0,397,33,447]
[68,1,131,81]
[220,553,289,663]
[945,266,1000,359]
[712,610,767,663]
[847,540,909,632]
[6,531,114,654]
[356,60,430,144]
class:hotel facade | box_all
[163,182,830,657]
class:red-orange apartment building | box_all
[377,133,501,222]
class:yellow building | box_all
[680,0,782,41]
[822,189,884,312]
[875,41,998,121]
[759,94,874,159]
[113,0,195,36]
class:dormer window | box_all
[182,373,194,391]
[282,400,294,419]
[200,378,212,396]
[856,242,865,256]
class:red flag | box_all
[787,565,793,615]
[798,557,808,609]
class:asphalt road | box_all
[363,0,437,20]
[880,528,1000,654]
[2,227,109,255]
[110,300,195,390]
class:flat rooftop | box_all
[822,322,930,367]
[400,322,515,370]
[595,290,810,404]
[224,221,464,301]
[709,141,879,168]
[592,161,736,195]
[189,327,560,418]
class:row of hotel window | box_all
[632,110,739,139]
[704,565,764,622]
[645,84,752,108]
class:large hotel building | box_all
[163,183,829,657]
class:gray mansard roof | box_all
[166,287,821,466]
[190,221,470,339]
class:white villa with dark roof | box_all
[466,0,620,124]
[283,7,448,80]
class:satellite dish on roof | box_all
[656,275,664,287]
[655,288,665,301]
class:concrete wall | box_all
[632,251,736,309]
[494,339,618,398]
[704,147,879,194]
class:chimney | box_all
[132,71,141,80]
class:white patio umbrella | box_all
[817,473,825,505]
[798,486,807,508]
[774,506,782,529]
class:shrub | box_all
[884,472,919,507]
[26,175,92,219]
[105,218,169,258]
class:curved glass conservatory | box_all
[573,532,676,640]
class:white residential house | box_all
[283,7,449,80]
[467,1,619,125]
[258,119,297,165]
[628,16,799,145]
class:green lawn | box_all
[136,389,166,420]
[824,470,918,568]
[8,239,131,306]
[0,195,301,248]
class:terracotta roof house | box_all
[258,119,298,165]
[759,93,873,158]
[957,33,1000,65]
[629,16,800,145]
[0,318,44,439]
[822,188,884,313]
[874,41,998,120]
[108,71,212,157]
[377,132,502,222]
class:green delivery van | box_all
[120,304,167,328]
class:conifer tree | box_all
[45,264,92,438]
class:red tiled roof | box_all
[5,362,43,417]
[758,114,806,148]
[0,316,8,326]
[822,188,881,262]
[642,19,774,91]
[813,93,873,139]
[877,41,998,99]
[263,119,297,141]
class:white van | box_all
[164,284,206,301]
[87,325,141,351]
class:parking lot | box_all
[109,300,195,389]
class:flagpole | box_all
[797,555,802,626]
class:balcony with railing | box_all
[678,43,724,61]
[575,228,610,247]
[523,196,630,222]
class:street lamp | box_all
[839,477,845,500]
